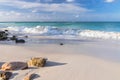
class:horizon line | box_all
[0,21,120,23]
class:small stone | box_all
[60,43,64,45]
[25,36,28,38]
[15,39,25,43]
[4,30,8,32]
[10,35,17,40]
[23,73,36,80]
[0,71,12,80]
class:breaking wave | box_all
[1,26,120,40]
[79,30,120,40]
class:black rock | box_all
[4,30,8,32]
[24,35,28,38]
[10,35,17,40]
[15,39,25,43]
[60,43,64,45]
[0,31,8,40]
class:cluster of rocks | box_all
[0,57,47,80]
[0,30,26,43]
[0,31,8,40]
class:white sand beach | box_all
[0,39,120,80]
[1,0,120,79]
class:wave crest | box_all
[1,26,120,40]
[79,30,120,40]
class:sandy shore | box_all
[0,39,120,80]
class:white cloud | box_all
[75,14,79,18]
[0,0,92,21]
[0,10,81,21]
[0,0,40,9]
[0,10,120,22]
[66,0,74,2]
[38,3,91,13]
[32,9,38,13]
[105,0,115,3]
[0,0,91,14]
[0,11,21,16]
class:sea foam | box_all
[79,30,120,40]
[1,26,120,40]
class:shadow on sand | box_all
[31,73,40,79]
[0,62,5,68]
[10,72,19,79]
[45,61,67,67]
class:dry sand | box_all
[0,39,120,80]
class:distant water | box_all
[0,22,120,40]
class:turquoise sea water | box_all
[0,22,120,40]
[0,22,120,32]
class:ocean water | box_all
[0,22,120,40]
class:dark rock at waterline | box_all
[4,30,8,32]
[0,31,26,43]
[10,35,17,40]
[24,35,28,38]
[60,43,64,45]
[15,39,25,43]
[0,31,8,40]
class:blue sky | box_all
[0,0,119,21]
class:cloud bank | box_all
[0,0,119,21]
[0,0,92,21]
